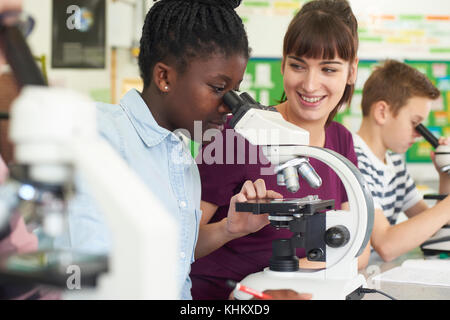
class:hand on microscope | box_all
[430,136,450,177]
[195,179,282,260]
[226,179,282,238]
[431,136,450,191]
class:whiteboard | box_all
[237,0,450,60]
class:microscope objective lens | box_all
[298,162,322,189]
[282,166,300,193]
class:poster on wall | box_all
[52,0,106,68]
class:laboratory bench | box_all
[360,247,450,300]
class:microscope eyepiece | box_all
[223,91,244,115]
[415,123,439,149]
[223,91,278,129]
[239,92,257,105]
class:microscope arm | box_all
[263,145,374,263]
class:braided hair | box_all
[138,0,250,88]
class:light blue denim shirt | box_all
[53,89,202,300]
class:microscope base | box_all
[234,267,367,300]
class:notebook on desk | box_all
[372,259,450,287]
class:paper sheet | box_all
[372,259,450,287]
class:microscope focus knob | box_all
[325,225,350,248]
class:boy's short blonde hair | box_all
[361,60,440,117]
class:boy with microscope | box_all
[354,59,450,262]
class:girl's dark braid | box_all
[138,0,249,88]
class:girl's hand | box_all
[226,179,282,238]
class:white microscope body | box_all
[4,86,179,299]
[224,91,374,300]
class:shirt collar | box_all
[119,89,172,147]
[353,133,389,169]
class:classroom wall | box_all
[21,0,450,188]
[22,0,144,102]
[23,0,450,95]
[24,0,107,95]
[237,0,450,188]
[239,0,450,60]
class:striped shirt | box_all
[353,134,422,225]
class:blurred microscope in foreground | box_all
[0,24,179,299]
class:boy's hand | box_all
[226,179,282,238]
[431,136,450,177]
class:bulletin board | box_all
[237,0,450,60]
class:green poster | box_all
[241,58,284,106]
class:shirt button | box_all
[180,252,186,259]
[179,200,187,208]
